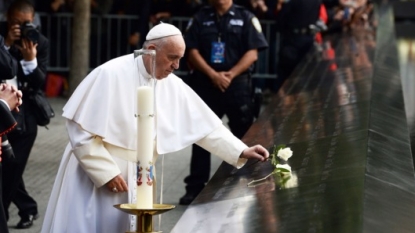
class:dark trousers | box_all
[273,33,315,92]
[2,111,38,220]
[0,163,9,233]
[184,74,254,193]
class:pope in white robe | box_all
[41,23,269,233]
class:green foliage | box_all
[276,167,291,173]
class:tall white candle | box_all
[136,86,154,209]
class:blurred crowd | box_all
[1,0,374,78]
[0,1,374,97]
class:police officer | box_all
[272,0,321,92]
[180,0,268,205]
[271,0,321,92]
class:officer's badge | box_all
[252,17,262,33]
[230,19,243,26]
[185,18,193,32]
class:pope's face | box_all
[154,36,185,79]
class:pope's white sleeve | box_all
[66,120,121,188]
[195,125,248,168]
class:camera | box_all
[1,135,14,159]
[19,21,40,44]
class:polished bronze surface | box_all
[114,204,175,215]
[172,2,415,233]
[114,204,175,233]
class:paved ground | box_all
[6,97,223,233]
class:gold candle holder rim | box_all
[114,203,175,216]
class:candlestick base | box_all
[114,203,175,233]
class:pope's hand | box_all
[106,174,128,193]
[240,145,269,161]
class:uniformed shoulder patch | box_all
[186,18,193,32]
[251,17,262,33]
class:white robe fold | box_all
[41,54,248,233]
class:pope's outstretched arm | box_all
[195,124,269,167]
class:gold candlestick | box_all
[114,203,175,233]
[117,49,173,233]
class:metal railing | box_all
[38,13,277,79]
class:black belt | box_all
[232,73,251,83]
[282,27,315,35]
[190,71,251,88]
[193,71,250,80]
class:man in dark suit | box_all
[0,83,22,233]
[0,35,17,80]
[0,32,20,233]
[1,0,49,229]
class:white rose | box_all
[276,164,292,173]
[277,147,293,161]
[283,172,298,188]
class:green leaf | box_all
[276,167,291,173]
[271,153,279,167]
[281,176,291,184]
[275,144,286,152]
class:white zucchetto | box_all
[146,22,182,41]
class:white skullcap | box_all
[146,22,182,41]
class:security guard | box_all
[273,0,322,92]
[180,0,268,205]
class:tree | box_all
[69,0,90,95]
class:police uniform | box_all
[273,0,321,92]
[180,3,268,204]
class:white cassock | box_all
[41,54,248,233]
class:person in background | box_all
[180,0,268,205]
[0,83,22,233]
[149,0,174,25]
[0,34,21,233]
[272,0,321,92]
[237,0,274,19]
[123,0,206,55]
[0,35,17,80]
[116,0,152,50]
[322,0,373,33]
[38,0,73,70]
[1,0,49,229]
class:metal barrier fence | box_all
[38,13,277,79]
